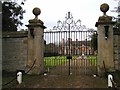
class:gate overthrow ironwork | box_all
[44,12,97,75]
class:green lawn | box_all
[44,55,97,68]
[44,56,68,68]
[87,55,97,66]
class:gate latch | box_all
[66,55,72,59]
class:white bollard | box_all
[108,74,113,88]
[17,72,22,84]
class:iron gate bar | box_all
[44,12,97,75]
[44,31,97,75]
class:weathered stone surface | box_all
[97,24,115,76]
[96,3,115,76]
[26,26,45,74]
[2,31,28,72]
[26,7,46,75]
[113,29,120,71]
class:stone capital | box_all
[26,23,46,29]
[29,18,43,24]
[95,21,115,27]
[95,15,115,27]
[98,15,112,22]
[25,7,47,29]
[26,19,46,29]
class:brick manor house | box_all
[59,38,95,55]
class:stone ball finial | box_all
[32,7,41,17]
[100,3,109,15]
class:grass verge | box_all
[44,55,97,68]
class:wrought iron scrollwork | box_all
[53,12,88,31]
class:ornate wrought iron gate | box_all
[44,12,97,75]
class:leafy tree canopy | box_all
[2,0,26,32]
[111,1,120,29]
[91,32,98,51]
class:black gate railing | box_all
[44,12,97,75]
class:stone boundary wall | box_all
[113,28,120,71]
[2,29,120,72]
[2,31,28,72]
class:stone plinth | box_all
[26,7,46,74]
[95,3,115,76]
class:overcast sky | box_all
[21,0,118,30]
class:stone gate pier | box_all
[26,7,46,74]
[95,3,115,76]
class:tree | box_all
[113,6,120,29]
[2,0,26,32]
[111,0,120,29]
[91,32,98,51]
[44,43,59,56]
